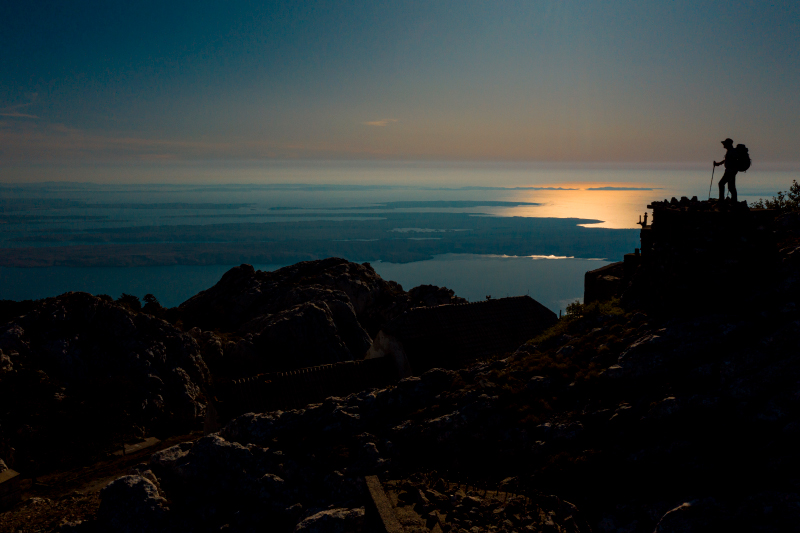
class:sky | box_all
[1,1,799,181]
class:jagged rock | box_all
[0,350,12,374]
[294,507,365,533]
[265,286,373,357]
[81,281,800,532]
[171,435,257,491]
[56,519,85,532]
[98,475,170,533]
[0,292,209,470]
[178,260,407,337]
[149,442,193,470]
[259,473,286,495]
[188,328,224,366]
[230,302,355,373]
[178,259,465,347]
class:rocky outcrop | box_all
[264,287,374,356]
[94,361,590,531]
[177,260,408,337]
[227,302,355,374]
[0,260,468,475]
[294,507,365,533]
[98,475,171,533]
[178,258,465,337]
[177,259,465,377]
[100,255,800,531]
[0,292,209,472]
[383,476,590,533]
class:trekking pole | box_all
[708,164,716,200]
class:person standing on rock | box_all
[714,138,738,203]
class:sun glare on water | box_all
[487,183,664,229]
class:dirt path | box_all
[0,431,201,533]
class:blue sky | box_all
[1,1,799,178]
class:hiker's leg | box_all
[728,173,738,202]
[718,174,728,201]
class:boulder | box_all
[263,286,373,357]
[98,475,170,533]
[230,302,355,373]
[149,442,193,470]
[294,507,365,533]
[170,435,257,493]
[188,328,224,367]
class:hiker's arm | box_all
[714,158,724,167]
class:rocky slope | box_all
[86,225,800,532]
[0,259,466,476]
[176,259,465,377]
[89,281,800,532]
[178,258,464,336]
[0,292,210,474]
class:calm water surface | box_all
[0,255,604,314]
[1,165,795,311]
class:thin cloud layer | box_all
[0,112,39,119]
[363,119,398,127]
[1,96,40,120]
[0,121,407,164]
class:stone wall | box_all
[366,296,558,375]
[585,197,778,309]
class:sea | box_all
[1,162,795,315]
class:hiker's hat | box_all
[721,138,733,145]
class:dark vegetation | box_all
[751,179,800,211]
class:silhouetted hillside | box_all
[0,259,467,478]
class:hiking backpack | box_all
[736,144,751,172]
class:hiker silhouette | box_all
[714,138,738,202]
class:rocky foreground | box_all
[0,258,464,476]
[84,289,800,532]
[2,218,800,532]
[0,292,210,473]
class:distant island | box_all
[0,212,636,267]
